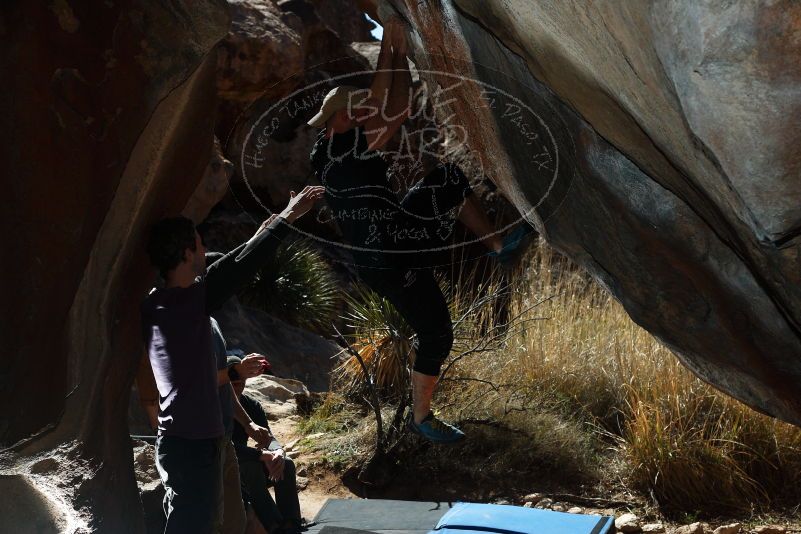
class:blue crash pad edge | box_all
[429,502,614,534]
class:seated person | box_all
[229,356,303,534]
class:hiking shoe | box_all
[408,412,465,444]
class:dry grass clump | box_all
[622,369,801,514]
[488,240,801,516]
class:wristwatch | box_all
[227,364,240,381]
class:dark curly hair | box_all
[146,216,197,278]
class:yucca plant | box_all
[333,284,415,400]
[333,263,512,402]
[239,238,340,333]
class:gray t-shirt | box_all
[210,317,235,435]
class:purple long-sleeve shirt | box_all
[140,217,290,439]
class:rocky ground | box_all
[133,373,801,534]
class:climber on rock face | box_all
[139,186,322,534]
[307,17,527,444]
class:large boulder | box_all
[217,0,305,104]
[0,1,230,531]
[372,1,801,425]
[216,0,375,105]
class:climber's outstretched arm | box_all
[364,17,411,150]
[367,18,395,113]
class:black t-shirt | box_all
[232,393,280,462]
[310,127,401,268]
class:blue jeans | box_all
[155,435,225,534]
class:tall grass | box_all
[467,239,801,516]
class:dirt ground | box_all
[270,404,801,534]
[266,405,355,522]
[260,386,801,534]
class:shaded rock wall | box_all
[215,0,376,138]
[0,1,229,531]
[373,0,801,424]
[182,137,234,224]
[219,0,377,213]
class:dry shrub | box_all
[622,363,801,515]
[491,240,801,516]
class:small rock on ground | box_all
[615,512,641,533]
[712,524,741,534]
[675,523,706,534]
[753,527,785,534]
[522,493,544,504]
[642,523,665,533]
[567,507,583,514]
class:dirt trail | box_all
[263,401,354,522]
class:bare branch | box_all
[333,324,384,453]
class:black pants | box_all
[239,457,301,531]
[155,435,224,534]
[360,266,454,377]
[357,163,466,377]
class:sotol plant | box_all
[333,283,415,401]
[239,238,339,333]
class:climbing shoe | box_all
[408,412,465,444]
[490,223,534,267]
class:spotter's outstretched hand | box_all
[280,185,325,223]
